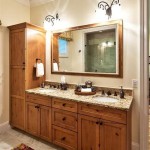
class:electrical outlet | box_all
[132,79,138,88]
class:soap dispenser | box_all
[119,86,124,99]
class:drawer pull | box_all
[115,133,119,136]
[62,117,66,121]
[96,121,99,124]
[35,106,40,109]
[62,103,66,107]
[100,121,103,125]
[61,137,66,141]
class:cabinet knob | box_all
[61,137,66,141]
[62,117,66,121]
[100,121,103,125]
[22,67,25,70]
[115,133,119,136]
[96,121,99,124]
[35,105,40,109]
[23,62,25,65]
[62,103,66,107]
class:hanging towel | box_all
[53,63,58,71]
[36,63,44,77]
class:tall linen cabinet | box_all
[8,23,46,130]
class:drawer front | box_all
[52,108,77,132]
[26,93,51,106]
[52,98,77,112]
[78,103,127,124]
[52,125,77,150]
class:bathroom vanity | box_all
[25,88,132,150]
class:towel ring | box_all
[36,58,42,63]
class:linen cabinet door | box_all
[10,29,25,66]
[100,120,126,150]
[11,97,25,129]
[10,67,25,97]
[78,114,100,150]
[26,102,39,136]
[40,105,52,142]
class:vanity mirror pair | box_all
[51,19,123,78]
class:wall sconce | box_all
[45,13,60,26]
[98,0,121,19]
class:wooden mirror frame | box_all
[51,20,123,78]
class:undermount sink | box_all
[38,88,56,93]
[93,96,119,103]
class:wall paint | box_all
[30,0,140,145]
[0,0,30,124]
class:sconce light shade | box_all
[98,0,121,19]
[45,13,60,26]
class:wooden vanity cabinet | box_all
[24,93,131,150]
[52,98,78,150]
[8,23,46,130]
[78,103,131,150]
[26,93,52,142]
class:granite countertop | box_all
[26,87,133,111]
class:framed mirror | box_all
[51,20,123,77]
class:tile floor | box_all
[0,127,64,150]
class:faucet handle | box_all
[101,90,105,95]
[107,90,111,96]
[114,91,117,96]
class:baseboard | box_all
[132,142,140,150]
[0,121,10,133]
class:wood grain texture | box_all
[78,114,100,150]
[8,23,46,130]
[52,98,77,113]
[78,103,127,124]
[100,120,126,150]
[52,108,78,132]
[26,102,39,136]
[11,97,25,130]
[52,125,77,150]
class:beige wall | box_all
[0,0,30,124]
[31,0,140,146]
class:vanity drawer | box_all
[52,98,77,112]
[78,103,127,124]
[52,125,77,150]
[52,108,77,132]
[26,93,51,107]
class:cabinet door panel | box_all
[10,67,25,97]
[52,125,77,150]
[52,108,77,132]
[10,29,25,66]
[26,102,39,136]
[40,105,51,141]
[100,121,126,150]
[78,115,100,150]
[11,97,25,129]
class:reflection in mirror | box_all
[51,20,123,77]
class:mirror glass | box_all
[51,20,123,77]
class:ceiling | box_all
[16,0,54,7]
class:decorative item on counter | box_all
[60,76,67,90]
[81,88,92,92]
[74,84,96,96]
[75,84,81,92]
[85,80,92,88]
[119,86,124,98]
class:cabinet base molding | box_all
[0,121,10,133]
[132,142,139,150]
